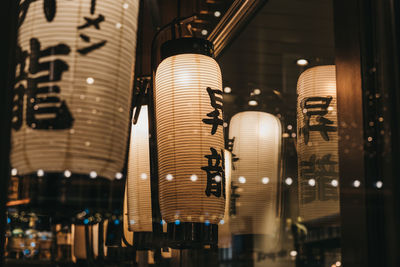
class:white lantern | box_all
[126,106,152,232]
[229,111,282,237]
[154,38,225,230]
[11,0,139,180]
[218,149,232,248]
[297,65,339,222]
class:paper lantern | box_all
[297,65,339,222]
[154,38,225,227]
[229,111,281,236]
[126,106,152,232]
[11,0,139,180]
[218,149,232,248]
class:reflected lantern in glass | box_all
[229,111,282,239]
[297,65,340,222]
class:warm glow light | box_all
[308,179,316,186]
[12,0,140,180]
[64,170,72,178]
[290,250,298,257]
[353,180,361,188]
[376,180,383,189]
[37,169,44,177]
[262,177,270,184]
[238,176,246,184]
[155,49,224,225]
[190,174,198,182]
[253,88,261,95]
[86,77,94,85]
[335,261,341,266]
[331,179,338,187]
[11,168,18,176]
[224,86,232,93]
[297,59,308,66]
[201,29,208,35]
[214,11,221,17]
[248,100,258,106]
[285,177,293,185]
[115,172,123,180]
[89,171,97,179]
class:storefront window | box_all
[1,0,399,266]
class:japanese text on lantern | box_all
[14,0,74,131]
[202,87,225,198]
[299,96,337,145]
[300,154,338,204]
[77,0,107,55]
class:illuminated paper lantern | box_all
[218,149,232,248]
[11,0,139,180]
[297,65,339,222]
[229,111,281,236]
[154,38,225,227]
[126,106,152,232]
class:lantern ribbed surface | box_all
[229,111,281,235]
[11,0,139,180]
[297,65,339,222]
[218,150,232,248]
[126,106,152,232]
[155,53,224,224]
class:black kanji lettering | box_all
[77,40,107,55]
[202,87,223,135]
[77,14,105,30]
[202,147,225,198]
[300,96,337,144]
[26,38,74,129]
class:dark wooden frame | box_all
[334,0,400,266]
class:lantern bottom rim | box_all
[167,222,218,249]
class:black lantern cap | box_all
[160,38,215,60]
[167,222,218,249]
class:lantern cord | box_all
[132,78,150,125]
[150,14,197,73]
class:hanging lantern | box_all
[154,38,225,246]
[126,106,152,232]
[228,111,281,238]
[125,105,154,249]
[218,149,232,248]
[297,65,339,222]
[11,0,140,180]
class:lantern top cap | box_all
[160,38,215,60]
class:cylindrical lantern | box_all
[229,111,281,237]
[11,0,139,180]
[218,149,232,248]
[126,106,152,232]
[154,38,225,238]
[297,65,339,222]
